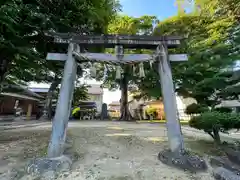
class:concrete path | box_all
[10,120,240,142]
[0,120,50,130]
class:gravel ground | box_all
[0,121,219,180]
[0,129,50,180]
[62,125,214,180]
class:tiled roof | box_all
[109,101,120,106]
[28,87,49,93]
[1,92,41,101]
[2,84,44,99]
[29,84,103,95]
[87,84,103,94]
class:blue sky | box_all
[119,0,179,20]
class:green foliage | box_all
[154,0,240,108]
[146,107,158,119]
[194,0,240,19]
[72,85,89,107]
[219,69,240,100]
[134,61,162,99]
[95,15,160,99]
[185,103,208,114]
[0,0,120,88]
[189,111,240,142]
[98,0,239,103]
[189,111,240,131]
[214,107,233,113]
[132,92,142,100]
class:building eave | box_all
[0,93,41,101]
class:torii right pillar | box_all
[157,44,184,153]
[157,44,207,172]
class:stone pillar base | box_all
[158,149,207,172]
[26,155,72,179]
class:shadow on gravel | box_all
[0,130,51,179]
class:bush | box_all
[189,111,240,144]
[214,107,232,113]
[185,103,208,115]
[146,107,158,119]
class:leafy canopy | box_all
[0,0,120,87]
[154,0,240,107]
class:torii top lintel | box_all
[46,32,183,49]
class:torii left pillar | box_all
[48,43,79,158]
[26,43,79,176]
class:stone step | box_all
[210,157,240,175]
[213,167,240,180]
[225,148,240,166]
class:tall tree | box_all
[95,15,158,120]
[153,6,239,108]
[1,0,120,120]
[0,0,120,91]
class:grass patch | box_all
[185,137,224,156]
[0,129,76,179]
[136,120,189,125]
[0,130,51,175]
[0,130,51,160]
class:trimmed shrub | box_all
[185,103,208,115]
[189,111,240,144]
[146,107,158,119]
[214,107,232,113]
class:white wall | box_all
[96,95,103,113]
[176,95,197,120]
[176,96,187,120]
[88,94,103,113]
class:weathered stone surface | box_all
[19,175,35,180]
[0,169,25,180]
[213,167,240,180]
[210,157,240,175]
[101,103,110,120]
[158,149,207,172]
[64,143,72,150]
[222,141,240,151]
[41,171,56,180]
[225,148,240,166]
[26,155,72,176]
[65,137,73,144]
[211,157,226,167]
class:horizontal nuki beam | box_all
[46,53,188,64]
[45,32,183,49]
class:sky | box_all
[119,0,179,20]
[30,0,180,104]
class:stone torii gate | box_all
[29,33,206,174]
[46,33,186,156]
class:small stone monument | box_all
[101,103,109,120]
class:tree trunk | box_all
[0,58,10,108]
[40,77,61,120]
[0,58,10,93]
[213,128,221,144]
[119,67,133,121]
